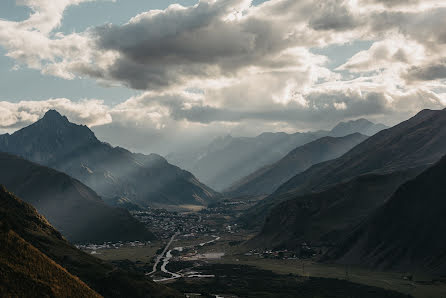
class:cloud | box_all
[88,0,313,90]
[1,0,446,154]
[0,98,112,130]
[404,60,446,82]
[337,39,425,73]
[308,0,361,31]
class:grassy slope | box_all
[0,229,101,298]
[0,186,181,298]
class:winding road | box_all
[148,233,220,282]
[146,232,178,276]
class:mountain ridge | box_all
[0,152,154,243]
[167,118,386,191]
[252,167,424,249]
[242,108,446,230]
[326,155,446,275]
[0,110,219,208]
[226,133,369,196]
[330,118,387,137]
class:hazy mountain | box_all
[276,109,446,196]
[252,168,423,249]
[0,152,154,243]
[167,119,387,191]
[227,133,369,196]
[329,119,387,137]
[167,131,327,191]
[0,110,218,208]
[328,155,446,275]
[0,186,181,297]
[243,108,446,229]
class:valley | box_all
[78,196,446,298]
[2,109,446,297]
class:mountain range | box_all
[327,155,446,275]
[246,108,446,246]
[274,109,446,196]
[227,133,369,196]
[0,186,180,297]
[167,118,387,191]
[0,152,153,243]
[0,110,218,208]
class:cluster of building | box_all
[131,209,212,239]
[245,244,317,260]
[75,240,150,251]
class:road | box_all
[199,235,221,247]
[149,233,221,282]
[146,232,179,276]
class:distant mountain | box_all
[227,133,368,196]
[252,168,422,249]
[167,119,387,191]
[0,186,181,297]
[0,152,154,243]
[329,119,387,137]
[243,108,446,229]
[167,131,327,191]
[276,109,446,196]
[0,110,218,208]
[327,155,446,275]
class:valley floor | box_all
[79,197,446,298]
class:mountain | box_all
[0,152,154,243]
[327,155,446,275]
[0,186,180,297]
[0,110,218,208]
[329,119,387,137]
[243,108,446,229]
[227,133,369,196]
[166,119,387,191]
[252,168,422,249]
[167,132,328,191]
[275,108,446,198]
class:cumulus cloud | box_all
[404,60,446,82]
[337,39,426,73]
[0,98,112,130]
[1,0,446,153]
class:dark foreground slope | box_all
[244,108,446,229]
[327,155,446,275]
[0,191,100,298]
[228,133,368,196]
[253,168,422,249]
[0,152,153,243]
[0,110,218,207]
[0,186,180,298]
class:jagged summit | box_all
[43,109,65,119]
[38,109,70,126]
[0,111,219,207]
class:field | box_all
[168,263,410,298]
[88,243,161,263]
[213,254,446,298]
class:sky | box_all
[0,0,445,155]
